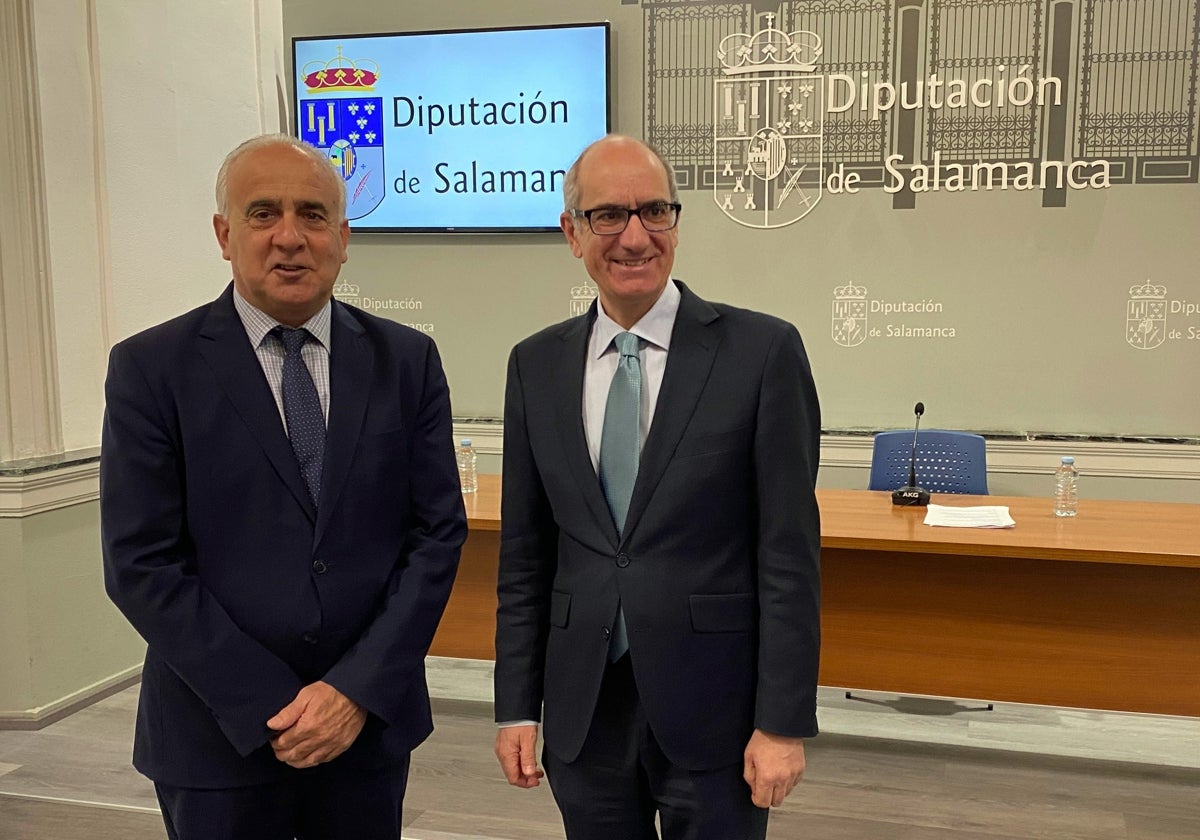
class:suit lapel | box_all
[621,283,721,542]
[314,302,371,548]
[555,306,620,545]
[197,286,315,521]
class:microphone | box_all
[891,401,931,507]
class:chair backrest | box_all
[868,430,989,495]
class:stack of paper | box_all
[923,504,1016,528]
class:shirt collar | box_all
[232,286,332,351]
[591,279,680,359]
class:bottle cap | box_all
[1060,456,1074,465]
[460,439,472,447]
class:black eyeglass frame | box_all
[569,202,683,235]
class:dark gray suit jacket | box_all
[494,281,821,771]
[101,285,466,787]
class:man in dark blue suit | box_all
[101,134,466,839]
[494,135,822,839]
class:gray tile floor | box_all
[427,656,1200,768]
[1,656,1197,840]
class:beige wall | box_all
[0,0,284,721]
[0,503,143,720]
[26,0,287,455]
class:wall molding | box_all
[453,421,505,456]
[2,427,1194,518]
[820,435,1200,481]
[454,421,1200,482]
[0,460,101,518]
[0,664,140,730]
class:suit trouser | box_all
[153,755,409,840]
[543,654,769,840]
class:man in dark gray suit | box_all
[493,134,822,839]
[101,134,466,839]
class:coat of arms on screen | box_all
[299,47,385,220]
[713,14,824,229]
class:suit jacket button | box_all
[302,632,318,645]
[602,627,611,639]
[616,553,630,568]
[312,560,327,574]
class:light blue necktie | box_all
[599,331,641,661]
[274,326,326,507]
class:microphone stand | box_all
[892,402,931,506]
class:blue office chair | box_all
[868,430,989,495]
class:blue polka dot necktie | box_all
[273,326,325,507]
[599,331,641,661]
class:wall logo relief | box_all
[333,282,363,308]
[1127,282,1168,350]
[334,281,434,333]
[832,282,867,347]
[832,283,956,346]
[1124,281,1200,349]
[714,16,824,228]
[570,280,598,317]
[299,47,386,220]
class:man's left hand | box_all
[267,681,368,768]
[743,729,806,808]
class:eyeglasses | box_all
[570,202,682,235]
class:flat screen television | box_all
[291,22,611,233]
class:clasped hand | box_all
[267,681,367,769]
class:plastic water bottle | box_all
[1053,456,1078,517]
[456,438,478,494]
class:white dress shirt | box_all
[582,279,681,470]
[232,287,332,427]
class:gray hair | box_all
[562,134,679,215]
[214,133,346,221]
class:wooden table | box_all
[430,476,503,661]
[433,474,1200,716]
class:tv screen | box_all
[292,22,611,233]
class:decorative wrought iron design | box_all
[776,0,894,164]
[927,0,1044,160]
[646,3,750,190]
[1077,0,1199,181]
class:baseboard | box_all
[0,665,142,730]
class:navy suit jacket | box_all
[494,281,821,771]
[101,285,466,787]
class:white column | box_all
[0,0,62,462]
